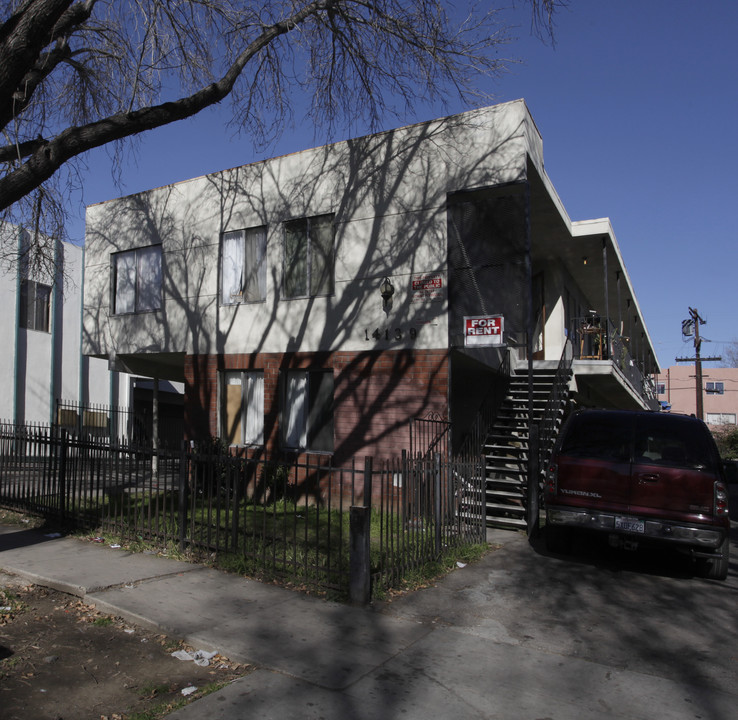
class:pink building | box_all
[655,365,738,429]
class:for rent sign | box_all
[464,315,504,347]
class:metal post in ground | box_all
[527,422,540,537]
[58,429,68,522]
[178,444,189,552]
[349,504,371,604]
[434,452,442,555]
[349,457,373,604]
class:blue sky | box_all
[71,1,738,371]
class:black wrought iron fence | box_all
[410,412,451,461]
[370,451,485,590]
[55,399,185,449]
[0,423,486,598]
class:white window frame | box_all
[281,370,334,452]
[220,226,267,305]
[706,381,725,395]
[283,214,334,299]
[221,371,264,446]
[112,245,162,314]
[705,412,736,426]
[19,279,51,332]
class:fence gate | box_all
[410,412,451,460]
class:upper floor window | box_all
[706,381,724,395]
[282,370,334,452]
[113,245,162,314]
[283,214,334,298]
[656,382,666,395]
[221,227,267,304]
[19,279,51,332]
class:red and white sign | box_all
[411,273,444,302]
[464,315,504,347]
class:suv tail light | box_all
[545,462,558,497]
[715,481,729,516]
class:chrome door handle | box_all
[638,473,659,483]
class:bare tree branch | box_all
[0,0,560,269]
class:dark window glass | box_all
[19,279,51,332]
[283,215,334,298]
[282,370,334,452]
[559,413,631,463]
[113,246,162,314]
[635,414,717,470]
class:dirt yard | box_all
[0,574,251,720]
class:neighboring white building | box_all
[0,226,183,441]
[0,229,115,424]
[82,100,660,466]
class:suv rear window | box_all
[559,411,720,471]
[559,412,631,462]
[634,414,717,470]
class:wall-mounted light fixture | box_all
[380,276,394,314]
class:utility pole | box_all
[675,307,721,420]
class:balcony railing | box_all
[570,316,657,407]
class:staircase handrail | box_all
[537,339,573,470]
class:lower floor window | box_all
[282,370,334,452]
[222,371,264,445]
[705,412,736,426]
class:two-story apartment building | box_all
[655,365,738,429]
[82,101,659,497]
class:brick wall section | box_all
[183,348,449,465]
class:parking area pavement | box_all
[2,522,737,719]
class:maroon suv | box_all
[544,409,731,580]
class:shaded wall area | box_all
[184,348,449,467]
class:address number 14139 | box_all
[365,327,418,342]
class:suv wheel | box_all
[545,524,571,555]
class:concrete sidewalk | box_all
[2,523,736,719]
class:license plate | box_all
[615,517,644,533]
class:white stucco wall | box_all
[0,266,19,420]
[0,231,134,425]
[84,100,538,362]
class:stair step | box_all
[485,501,525,515]
[486,516,528,530]
[484,444,527,453]
[486,489,525,500]
[486,463,528,472]
[486,475,524,485]
[486,465,527,475]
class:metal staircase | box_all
[484,363,571,530]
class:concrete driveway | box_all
[376,524,738,710]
